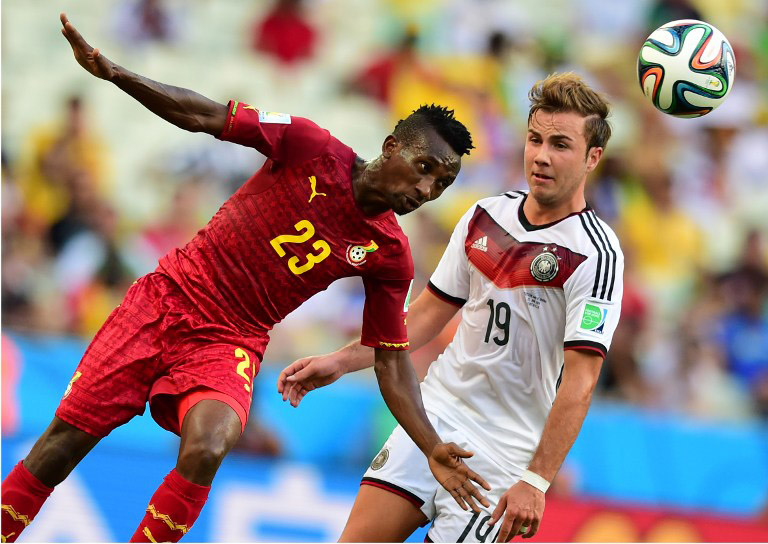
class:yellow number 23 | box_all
[269,219,331,275]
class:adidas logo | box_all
[471,236,488,252]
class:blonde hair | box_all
[528,73,611,152]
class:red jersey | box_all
[157,101,413,350]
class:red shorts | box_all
[56,273,269,437]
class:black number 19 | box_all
[484,298,511,346]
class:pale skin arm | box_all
[490,349,603,541]
[277,288,459,406]
[59,13,227,135]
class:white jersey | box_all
[421,190,624,472]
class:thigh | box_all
[339,484,428,543]
[56,275,167,437]
[149,333,267,436]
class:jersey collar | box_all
[518,193,592,232]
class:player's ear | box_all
[382,135,399,159]
[585,146,603,173]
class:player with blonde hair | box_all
[279,72,624,542]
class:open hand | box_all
[277,354,346,407]
[488,480,545,541]
[428,442,491,513]
[60,13,115,81]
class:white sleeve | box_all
[427,204,476,306]
[563,246,624,358]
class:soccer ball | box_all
[637,19,735,118]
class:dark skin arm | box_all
[374,348,490,512]
[60,13,227,135]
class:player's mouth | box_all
[403,195,422,211]
[532,172,555,183]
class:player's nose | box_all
[534,146,551,166]
[415,177,433,201]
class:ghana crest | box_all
[346,240,378,266]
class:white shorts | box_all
[362,413,522,543]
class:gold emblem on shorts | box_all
[370,448,389,470]
[62,371,82,400]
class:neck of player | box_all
[523,189,586,225]
[351,156,391,216]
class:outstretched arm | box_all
[373,347,490,513]
[489,349,603,541]
[60,13,227,135]
[277,288,458,406]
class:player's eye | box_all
[418,161,430,173]
[555,142,568,149]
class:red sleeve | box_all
[360,250,414,351]
[217,100,331,163]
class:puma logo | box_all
[307,176,327,203]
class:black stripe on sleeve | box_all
[588,211,618,301]
[564,340,607,358]
[503,192,520,199]
[584,212,612,300]
[578,214,603,297]
[427,281,466,308]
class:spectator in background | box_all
[17,95,109,235]
[347,27,422,107]
[128,179,209,274]
[251,0,317,66]
[54,195,135,336]
[647,0,702,30]
[713,229,768,417]
[112,0,181,47]
[618,170,703,314]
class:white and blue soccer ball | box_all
[638,19,735,118]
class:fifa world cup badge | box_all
[530,251,559,282]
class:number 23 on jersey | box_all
[270,219,331,275]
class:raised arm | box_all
[60,13,227,135]
[277,288,459,406]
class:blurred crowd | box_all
[3,0,768,437]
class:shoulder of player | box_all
[566,210,623,300]
[458,192,522,224]
[575,210,623,260]
[478,190,526,208]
